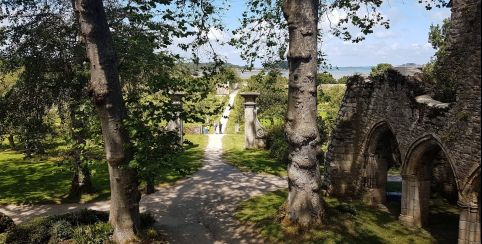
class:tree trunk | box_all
[7,134,15,149]
[67,104,94,201]
[73,0,140,242]
[282,0,324,227]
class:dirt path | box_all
[143,134,286,243]
[1,135,286,243]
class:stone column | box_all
[399,175,420,227]
[458,202,480,244]
[240,92,259,149]
[168,92,184,145]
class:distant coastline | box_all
[236,63,422,80]
[237,66,373,79]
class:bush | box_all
[0,213,15,233]
[4,209,109,244]
[72,222,113,244]
[5,217,52,244]
[50,220,73,242]
[369,63,393,78]
[266,125,289,164]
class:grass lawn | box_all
[157,134,209,185]
[236,190,436,244]
[222,134,286,177]
[0,134,208,205]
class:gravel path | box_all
[1,131,286,243]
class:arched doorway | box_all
[361,121,402,206]
[400,135,460,243]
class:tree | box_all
[282,0,324,227]
[370,63,393,77]
[423,18,456,102]
[317,72,336,85]
[231,0,391,227]
[73,0,141,241]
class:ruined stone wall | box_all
[325,0,481,206]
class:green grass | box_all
[222,134,286,177]
[157,134,209,185]
[236,190,436,244]
[0,148,110,205]
[0,134,208,205]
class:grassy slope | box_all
[0,134,208,205]
[222,134,286,177]
[237,190,435,244]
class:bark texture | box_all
[73,0,141,242]
[282,0,323,227]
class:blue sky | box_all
[206,0,451,67]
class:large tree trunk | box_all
[282,0,324,227]
[73,0,140,242]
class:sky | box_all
[176,0,451,67]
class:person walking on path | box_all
[219,121,223,134]
[214,122,218,134]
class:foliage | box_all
[318,85,346,147]
[337,76,350,84]
[422,18,456,102]
[317,72,337,85]
[72,222,113,244]
[370,63,394,77]
[265,125,289,164]
[229,0,390,68]
[222,134,286,177]
[236,190,436,243]
[232,70,288,126]
[50,220,74,242]
[3,209,158,244]
[0,213,15,234]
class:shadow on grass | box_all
[223,149,286,177]
[236,190,435,244]
[222,134,286,177]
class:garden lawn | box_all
[236,190,435,244]
[222,134,286,177]
[0,134,208,205]
[0,149,109,205]
[157,134,209,184]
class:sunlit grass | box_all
[0,134,208,205]
[222,134,286,177]
[157,134,208,185]
[237,190,436,244]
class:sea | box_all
[237,66,372,80]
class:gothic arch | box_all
[361,120,402,205]
[401,134,459,191]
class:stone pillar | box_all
[240,92,259,149]
[399,175,429,227]
[168,92,184,145]
[458,202,480,244]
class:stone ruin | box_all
[325,1,480,243]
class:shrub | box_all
[72,222,113,244]
[0,213,15,233]
[50,220,73,242]
[4,209,109,244]
[5,217,52,244]
[266,125,289,164]
[369,63,393,78]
